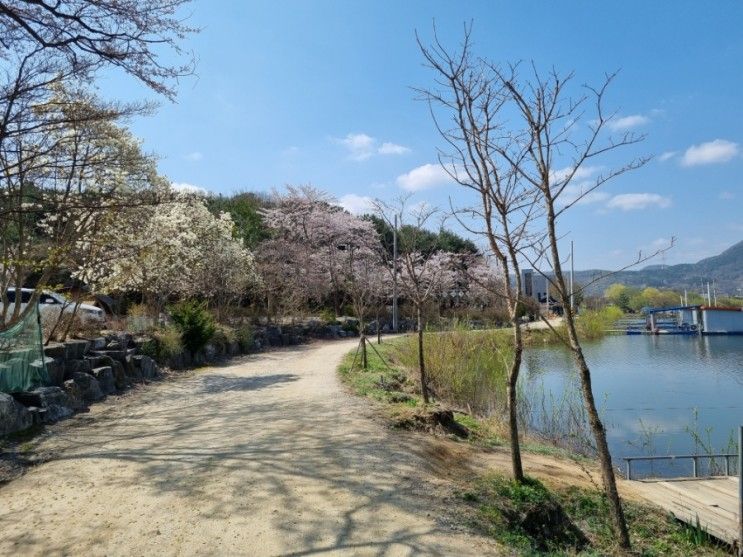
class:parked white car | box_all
[1,288,105,322]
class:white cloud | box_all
[608,114,650,131]
[378,142,411,155]
[339,133,376,161]
[337,193,375,215]
[396,163,454,192]
[550,165,602,183]
[681,139,739,167]
[336,133,410,161]
[606,193,671,211]
[185,151,203,162]
[558,183,610,206]
[719,190,736,200]
[171,182,209,196]
[658,151,677,162]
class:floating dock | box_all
[615,305,743,335]
[628,477,740,547]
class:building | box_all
[699,306,743,334]
[521,269,561,314]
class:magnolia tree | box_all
[0,84,165,328]
[0,0,193,331]
[89,192,259,315]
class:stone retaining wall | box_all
[0,332,161,437]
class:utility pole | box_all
[392,214,398,333]
[707,282,712,306]
[570,240,575,313]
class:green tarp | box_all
[0,305,48,393]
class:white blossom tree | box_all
[89,192,259,314]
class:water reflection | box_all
[521,335,743,461]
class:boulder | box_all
[44,357,65,386]
[13,387,73,424]
[89,349,127,364]
[89,337,107,350]
[131,355,158,380]
[91,367,115,395]
[43,342,66,360]
[64,339,90,360]
[64,358,92,380]
[124,355,143,381]
[110,360,129,390]
[62,379,86,411]
[0,392,33,436]
[68,372,103,403]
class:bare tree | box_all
[416,27,540,483]
[497,65,649,550]
[374,197,456,403]
[0,0,195,99]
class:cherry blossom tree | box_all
[259,186,381,321]
[374,197,457,403]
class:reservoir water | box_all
[522,335,743,476]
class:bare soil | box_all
[0,340,507,556]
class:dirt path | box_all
[0,340,502,556]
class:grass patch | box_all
[337,338,421,412]
[462,472,728,556]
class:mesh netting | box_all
[0,304,49,393]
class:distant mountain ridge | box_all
[574,240,743,296]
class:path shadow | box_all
[198,373,299,394]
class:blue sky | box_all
[99,1,742,270]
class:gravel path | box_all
[0,340,501,556]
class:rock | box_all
[89,349,127,364]
[64,339,90,360]
[68,372,103,403]
[13,387,73,424]
[132,355,158,380]
[110,360,129,390]
[124,355,143,381]
[44,358,65,387]
[0,393,33,436]
[228,341,241,356]
[63,359,92,380]
[43,343,66,360]
[62,379,86,411]
[84,355,110,369]
[35,386,74,423]
[106,340,123,350]
[89,337,107,350]
[91,367,115,395]
[204,344,217,361]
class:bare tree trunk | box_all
[376,306,381,344]
[546,207,631,549]
[508,319,525,482]
[360,319,368,369]
[417,304,429,404]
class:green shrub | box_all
[341,319,359,335]
[396,325,512,415]
[139,326,184,363]
[319,308,336,324]
[169,301,216,355]
[211,324,237,347]
[236,323,255,352]
[576,306,624,340]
